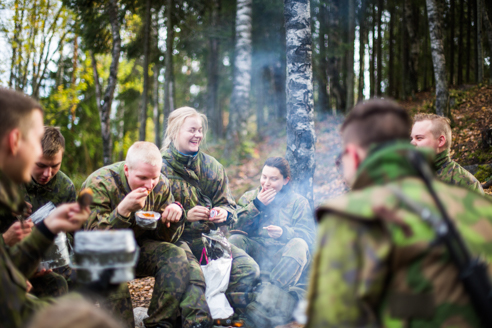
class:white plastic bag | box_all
[200,231,234,319]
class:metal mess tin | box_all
[31,202,71,270]
[71,230,139,284]
[135,210,161,230]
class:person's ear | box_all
[124,164,129,177]
[438,135,446,149]
[8,128,21,156]
[283,177,290,185]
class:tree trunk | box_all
[153,64,161,148]
[317,2,329,112]
[401,0,408,99]
[284,0,316,208]
[370,1,375,97]
[388,0,395,98]
[426,0,449,117]
[345,0,355,111]
[376,0,383,96]
[91,0,121,166]
[163,0,175,133]
[139,0,151,141]
[466,0,472,82]
[405,0,419,95]
[458,0,464,85]
[358,0,366,103]
[477,0,484,83]
[224,0,252,159]
[207,0,221,140]
[484,8,492,83]
[449,0,455,85]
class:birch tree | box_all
[224,0,252,159]
[284,0,316,208]
[426,0,449,117]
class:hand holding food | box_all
[117,187,149,217]
[263,225,283,239]
[209,207,227,223]
[187,206,210,222]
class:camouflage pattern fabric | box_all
[0,169,55,328]
[161,145,260,300]
[19,170,76,297]
[230,186,315,288]
[434,149,484,194]
[306,142,492,328]
[82,161,211,328]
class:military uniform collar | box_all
[352,142,434,190]
[433,149,451,173]
[0,169,24,213]
[167,144,200,170]
[25,172,58,194]
[113,162,132,195]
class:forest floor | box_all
[128,85,492,323]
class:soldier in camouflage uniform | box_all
[0,88,88,328]
[82,141,211,328]
[160,107,260,311]
[18,127,76,298]
[307,99,492,328]
[230,157,315,290]
[411,113,484,194]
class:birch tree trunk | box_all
[483,9,492,84]
[91,0,121,165]
[224,0,252,159]
[345,0,355,111]
[426,0,449,117]
[284,0,316,209]
[476,0,484,83]
[139,0,151,141]
[163,0,175,133]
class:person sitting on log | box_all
[229,157,315,291]
[411,113,484,194]
[81,141,212,328]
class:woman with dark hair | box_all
[229,157,315,290]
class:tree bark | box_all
[370,1,375,98]
[449,0,455,85]
[405,0,419,95]
[345,0,355,111]
[466,0,472,82]
[476,0,484,83]
[358,0,366,103]
[483,8,492,83]
[317,2,329,112]
[426,0,449,117]
[224,0,253,159]
[401,0,408,99]
[163,0,175,133]
[153,64,161,148]
[139,0,151,141]
[284,0,316,209]
[207,0,221,140]
[458,0,464,85]
[376,0,383,96]
[388,0,395,98]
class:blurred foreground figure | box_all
[82,141,210,328]
[27,298,122,328]
[160,107,260,314]
[411,113,483,194]
[231,157,315,290]
[0,88,88,328]
[307,99,492,327]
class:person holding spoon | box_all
[230,157,315,291]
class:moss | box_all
[474,165,492,182]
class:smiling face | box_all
[124,161,161,192]
[410,120,441,153]
[175,116,203,155]
[260,165,289,192]
[31,149,63,185]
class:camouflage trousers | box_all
[228,235,310,289]
[104,238,211,328]
[30,270,68,298]
[184,236,260,297]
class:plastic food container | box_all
[71,230,139,284]
[135,210,161,230]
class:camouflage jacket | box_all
[235,186,315,248]
[306,142,492,328]
[20,170,76,213]
[0,169,54,328]
[81,162,184,243]
[161,145,237,241]
[434,149,484,194]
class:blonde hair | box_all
[27,298,122,328]
[126,141,162,169]
[161,106,208,151]
[413,113,452,150]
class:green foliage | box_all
[474,165,492,182]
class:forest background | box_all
[1,0,492,204]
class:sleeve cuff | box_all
[36,220,57,241]
[253,197,268,212]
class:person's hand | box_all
[209,207,227,223]
[263,225,283,239]
[187,206,210,222]
[257,188,277,206]
[31,268,53,278]
[161,203,182,227]
[2,219,34,246]
[24,202,32,217]
[117,188,148,217]
[44,203,89,234]
[26,280,32,293]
